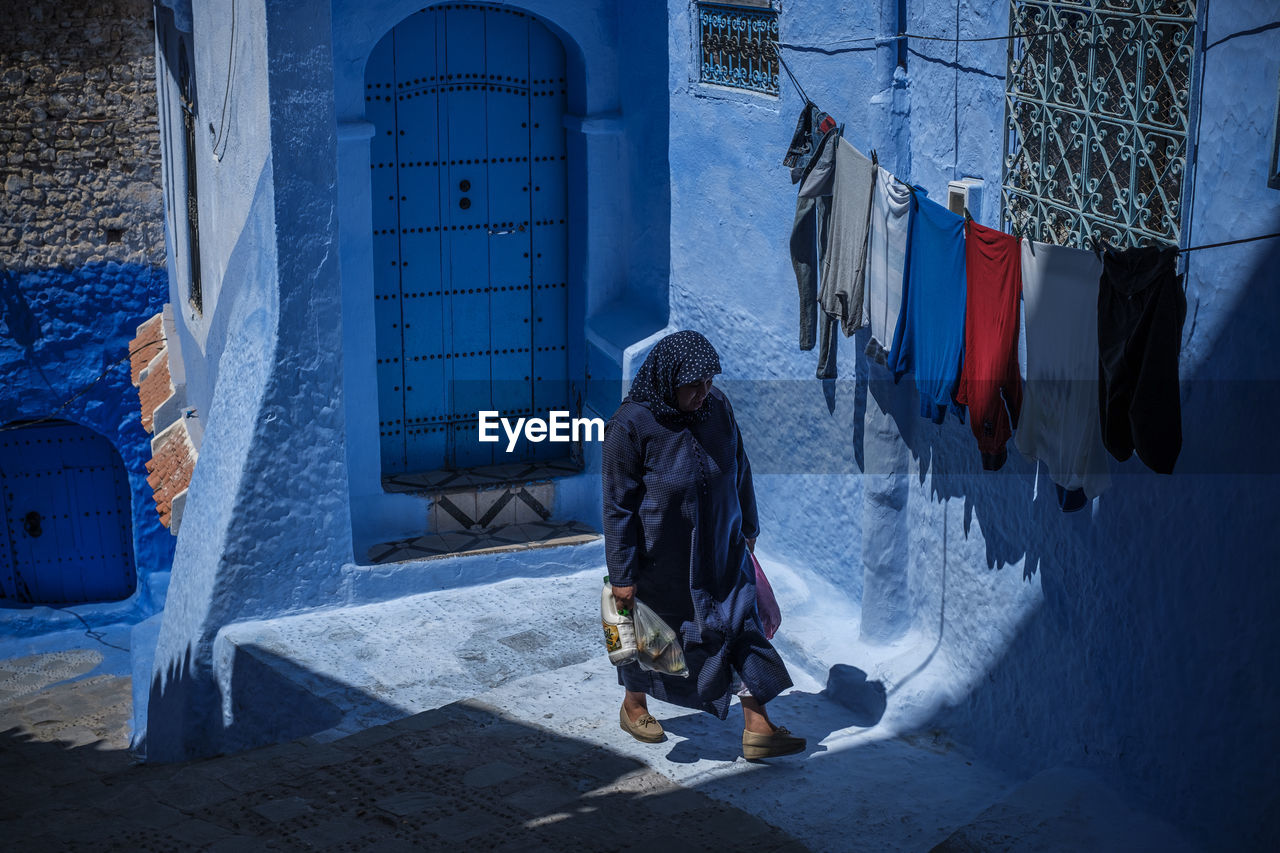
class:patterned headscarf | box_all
[626,330,723,422]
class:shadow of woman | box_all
[657,664,888,763]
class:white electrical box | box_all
[947,178,985,222]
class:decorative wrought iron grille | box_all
[698,2,780,95]
[1002,0,1197,248]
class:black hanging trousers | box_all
[1097,245,1186,474]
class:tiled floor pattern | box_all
[367,519,599,565]
[430,482,554,533]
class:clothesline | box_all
[776,53,1280,260]
[1177,231,1280,254]
[777,24,1075,50]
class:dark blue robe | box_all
[603,387,793,719]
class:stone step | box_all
[215,566,611,743]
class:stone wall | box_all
[0,0,173,621]
[0,0,164,270]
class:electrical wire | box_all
[776,23,1075,53]
[211,0,238,160]
[775,51,809,103]
[776,11,1277,259]
[0,338,167,433]
[1177,231,1280,254]
[46,605,131,652]
[1204,19,1280,51]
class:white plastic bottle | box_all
[600,577,637,665]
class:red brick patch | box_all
[145,420,196,530]
[130,313,165,387]
[137,351,172,434]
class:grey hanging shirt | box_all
[801,137,876,338]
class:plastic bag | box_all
[751,552,781,640]
[633,599,689,678]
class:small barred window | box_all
[1002,0,1198,248]
[697,1,780,96]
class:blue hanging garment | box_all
[886,193,968,423]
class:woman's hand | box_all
[611,584,635,614]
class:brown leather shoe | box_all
[619,705,665,743]
[742,725,806,759]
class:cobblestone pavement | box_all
[0,656,806,852]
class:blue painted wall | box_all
[662,0,1280,848]
[144,0,675,760]
[0,262,173,625]
[144,0,354,761]
[144,0,1280,845]
[920,3,1280,846]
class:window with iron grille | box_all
[1002,0,1198,248]
[178,41,203,315]
[697,1,780,96]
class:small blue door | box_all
[369,4,570,475]
[0,420,136,604]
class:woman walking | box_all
[602,330,805,760]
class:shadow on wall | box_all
[0,268,42,351]
[869,222,1280,850]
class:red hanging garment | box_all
[956,221,1023,470]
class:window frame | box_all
[1000,0,1200,249]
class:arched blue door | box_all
[368,4,570,475]
[0,420,136,604]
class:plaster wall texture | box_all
[664,0,892,597]
[146,0,354,761]
[142,1,1280,844]
[662,0,1280,848]
[145,0,676,760]
[0,0,174,630]
[879,3,1280,847]
[0,264,173,624]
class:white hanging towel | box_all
[863,166,913,363]
[1014,239,1111,499]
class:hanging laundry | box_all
[1014,240,1111,506]
[1097,244,1186,474]
[863,166,913,365]
[785,102,839,355]
[783,101,838,183]
[796,129,840,376]
[887,193,967,423]
[817,140,875,339]
[797,137,875,378]
[955,221,1023,470]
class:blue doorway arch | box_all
[0,420,137,604]
[368,3,571,475]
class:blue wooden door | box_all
[0,421,136,604]
[369,4,570,475]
